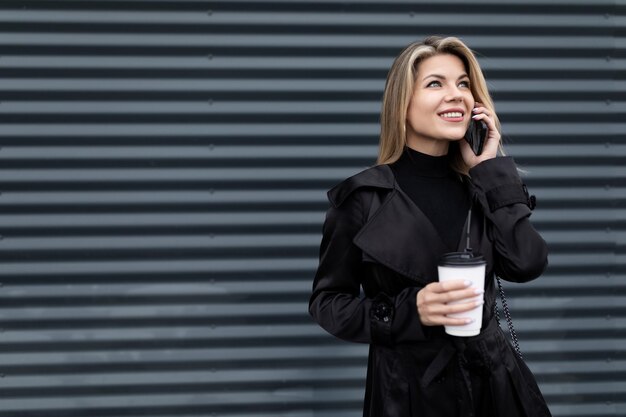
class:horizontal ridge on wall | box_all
[0,1,624,417]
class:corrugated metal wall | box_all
[0,1,623,416]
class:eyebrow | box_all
[422,73,469,82]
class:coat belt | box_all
[420,319,501,388]
[419,319,501,416]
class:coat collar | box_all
[329,164,484,285]
[327,164,395,208]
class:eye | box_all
[426,80,441,87]
[459,80,470,88]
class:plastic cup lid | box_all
[439,251,486,266]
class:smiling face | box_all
[405,53,475,156]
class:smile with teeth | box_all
[439,112,463,118]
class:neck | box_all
[394,146,452,178]
[405,136,449,156]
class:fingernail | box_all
[475,300,484,306]
[473,288,484,295]
[472,108,479,113]
[472,114,479,119]
[465,318,474,324]
[464,280,471,287]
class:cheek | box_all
[407,94,435,118]
[467,93,476,108]
[405,98,422,123]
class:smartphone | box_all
[464,119,488,156]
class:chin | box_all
[440,133,465,141]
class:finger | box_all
[471,113,489,122]
[429,298,483,315]
[443,287,484,303]
[431,315,475,327]
[427,284,483,304]
[471,106,490,116]
[425,283,482,305]
[471,113,498,134]
[445,298,484,314]
[426,291,477,307]
[431,279,472,293]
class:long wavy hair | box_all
[378,36,502,174]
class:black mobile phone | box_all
[464,119,488,156]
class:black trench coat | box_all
[309,156,552,417]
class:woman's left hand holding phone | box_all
[459,102,500,168]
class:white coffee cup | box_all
[438,252,486,337]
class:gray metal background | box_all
[0,0,624,416]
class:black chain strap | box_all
[463,208,522,358]
[493,275,523,359]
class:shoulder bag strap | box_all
[494,276,523,359]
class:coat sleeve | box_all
[308,190,427,345]
[469,156,549,283]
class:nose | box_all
[445,86,464,102]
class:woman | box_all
[309,36,552,417]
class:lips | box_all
[437,109,465,123]
[439,111,463,118]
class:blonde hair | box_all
[378,36,503,174]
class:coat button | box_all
[372,301,393,323]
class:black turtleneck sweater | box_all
[390,147,470,252]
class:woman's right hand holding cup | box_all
[416,280,484,327]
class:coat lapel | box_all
[352,166,484,285]
[328,164,484,285]
[353,187,448,285]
